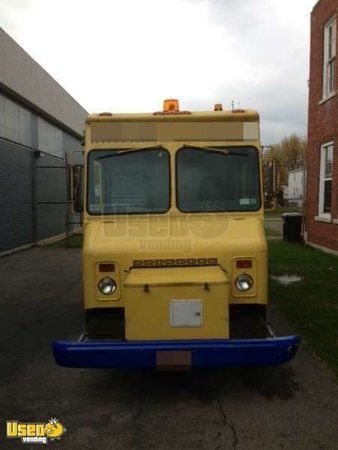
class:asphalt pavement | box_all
[1,247,338,449]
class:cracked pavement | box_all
[1,247,338,449]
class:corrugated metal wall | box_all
[0,91,83,254]
[0,140,34,252]
[35,154,68,241]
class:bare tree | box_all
[270,134,307,171]
[262,134,307,206]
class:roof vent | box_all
[99,112,113,117]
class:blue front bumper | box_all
[53,335,300,369]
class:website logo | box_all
[6,418,66,444]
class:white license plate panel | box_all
[170,300,203,327]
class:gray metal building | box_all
[0,28,88,255]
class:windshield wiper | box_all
[183,144,228,155]
[97,144,163,160]
[182,144,248,156]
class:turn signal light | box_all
[236,259,252,269]
[99,263,115,272]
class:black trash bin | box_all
[282,213,302,241]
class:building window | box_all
[319,142,333,217]
[323,17,336,99]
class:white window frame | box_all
[318,141,334,218]
[322,16,336,100]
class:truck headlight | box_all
[98,277,117,295]
[235,274,253,291]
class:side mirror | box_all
[72,165,83,213]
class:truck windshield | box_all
[87,148,170,214]
[176,146,260,212]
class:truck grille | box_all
[133,258,218,268]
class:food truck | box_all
[53,99,299,370]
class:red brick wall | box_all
[306,0,338,251]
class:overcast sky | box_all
[0,0,315,144]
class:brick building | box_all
[305,0,337,253]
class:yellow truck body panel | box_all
[124,266,229,340]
